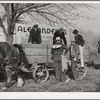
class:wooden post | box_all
[46,45,48,65]
[88,46,90,64]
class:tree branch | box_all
[0,17,7,36]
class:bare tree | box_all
[0,3,98,45]
[0,3,51,45]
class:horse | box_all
[0,42,29,90]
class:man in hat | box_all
[53,28,67,46]
[72,29,85,70]
[51,28,73,82]
[28,24,42,44]
[97,41,100,53]
[51,37,67,82]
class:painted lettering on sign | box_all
[17,26,32,33]
[15,24,59,44]
[17,26,57,34]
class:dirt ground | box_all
[0,67,100,92]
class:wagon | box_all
[21,43,88,83]
[21,44,53,83]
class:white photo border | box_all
[0,0,100,99]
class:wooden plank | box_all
[21,44,90,64]
[21,44,52,48]
[24,48,47,56]
[24,48,52,56]
[25,53,89,64]
[22,44,52,56]
[26,55,89,64]
[26,55,53,64]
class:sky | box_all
[76,4,100,34]
[1,3,100,34]
[78,18,100,34]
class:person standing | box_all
[51,37,67,82]
[53,28,67,46]
[28,24,42,44]
[51,28,74,83]
[97,41,100,54]
[72,29,85,70]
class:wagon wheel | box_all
[76,62,87,80]
[33,65,49,83]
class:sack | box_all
[61,54,68,72]
[52,45,62,49]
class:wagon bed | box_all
[21,44,53,64]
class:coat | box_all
[74,34,85,47]
[53,30,67,45]
[28,28,42,44]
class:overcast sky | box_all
[78,18,100,34]
[1,3,100,35]
[74,4,100,34]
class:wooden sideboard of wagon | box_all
[21,44,52,83]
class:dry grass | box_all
[0,67,100,92]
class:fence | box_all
[84,45,100,64]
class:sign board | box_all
[14,23,71,45]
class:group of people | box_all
[28,24,85,83]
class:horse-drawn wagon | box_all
[0,42,88,90]
[0,42,53,89]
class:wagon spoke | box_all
[41,76,45,80]
[36,77,41,83]
[36,75,45,83]
[37,67,42,72]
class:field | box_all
[0,65,100,92]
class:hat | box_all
[33,24,38,28]
[73,29,78,34]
